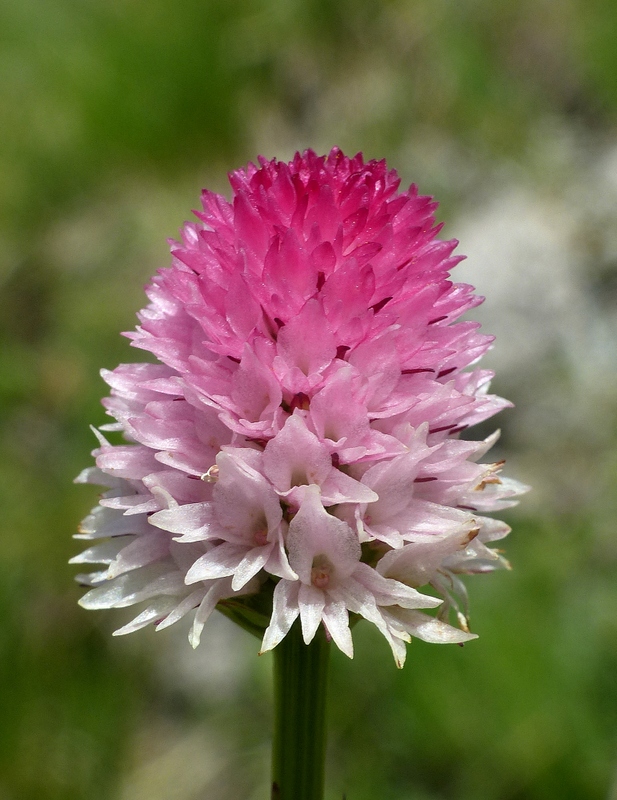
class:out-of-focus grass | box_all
[2,1,617,798]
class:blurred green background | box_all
[2,1,617,798]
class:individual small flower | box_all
[74,148,527,666]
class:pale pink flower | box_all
[74,149,527,666]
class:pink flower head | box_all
[74,148,527,666]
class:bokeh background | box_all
[2,1,617,798]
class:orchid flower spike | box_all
[73,149,528,666]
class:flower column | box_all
[73,148,528,800]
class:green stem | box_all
[271,621,331,800]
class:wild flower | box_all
[73,148,526,666]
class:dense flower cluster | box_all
[73,149,526,666]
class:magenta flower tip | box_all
[74,148,527,666]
